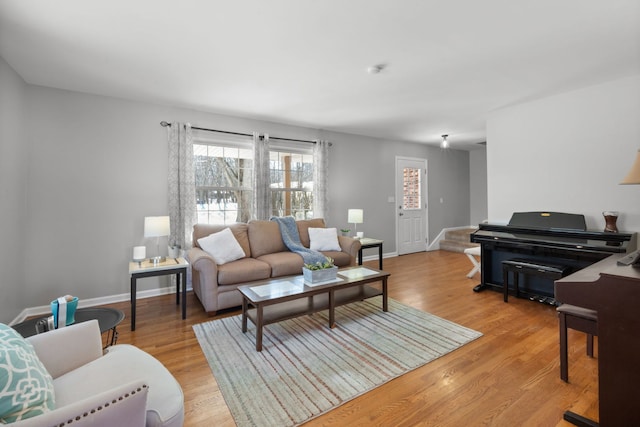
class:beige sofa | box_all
[188,218,361,315]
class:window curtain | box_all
[167,122,197,249]
[313,140,330,219]
[253,132,270,220]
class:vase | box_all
[603,211,618,233]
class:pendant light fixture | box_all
[440,134,449,149]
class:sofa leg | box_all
[207,311,217,317]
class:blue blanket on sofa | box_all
[270,216,327,266]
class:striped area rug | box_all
[193,296,482,427]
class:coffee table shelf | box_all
[239,266,390,351]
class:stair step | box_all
[440,227,479,253]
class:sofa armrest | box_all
[188,247,223,313]
[14,380,148,427]
[188,247,219,277]
[27,319,103,379]
[338,236,361,264]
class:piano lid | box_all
[473,211,633,253]
[508,211,586,231]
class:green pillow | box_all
[0,323,55,423]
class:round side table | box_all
[12,307,125,348]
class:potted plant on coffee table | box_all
[303,257,338,284]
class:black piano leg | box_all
[563,411,598,427]
[473,284,486,292]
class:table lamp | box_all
[620,149,640,185]
[144,216,170,264]
[348,209,363,238]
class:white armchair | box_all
[14,320,184,427]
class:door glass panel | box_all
[403,167,421,210]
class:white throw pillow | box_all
[198,227,245,265]
[308,227,341,251]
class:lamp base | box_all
[150,256,166,265]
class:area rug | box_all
[193,296,482,427]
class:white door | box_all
[396,157,428,255]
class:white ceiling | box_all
[1,0,638,150]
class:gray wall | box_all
[324,132,470,252]
[0,57,28,322]
[469,147,488,226]
[487,74,640,231]
[0,59,472,323]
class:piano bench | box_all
[557,304,597,382]
[502,258,570,303]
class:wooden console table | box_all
[555,253,640,426]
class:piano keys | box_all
[470,211,634,300]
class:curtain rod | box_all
[160,121,330,145]
[160,121,252,138]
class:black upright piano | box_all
[470,211,634,300]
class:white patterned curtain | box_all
[313,140,330,219]
[167,122,197,249]
[253,132,270,220]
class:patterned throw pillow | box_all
[0,324,55,423]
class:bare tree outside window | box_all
[194,144,253,224]
[193,137,315,224]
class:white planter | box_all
[303,266,338,284]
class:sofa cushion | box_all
[296,218,326,248]
[53,344,184,427]
[193,223,251,258]
[198,227,246,265]
[257,252,304,277]
[248,220,286,258]
[0,324,55,423]
[308,227,341,251]
[217,258,271,285]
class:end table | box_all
[358,238,384,270]
[128,257,189,331]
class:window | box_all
[192,133,318,224]
[193,141,253,225]
[403,167,421,210]
[269,147,314,219]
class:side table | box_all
[129,257,189,331]
[358,237,384,270]
[11,307,124,348]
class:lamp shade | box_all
[620,150,640,185]
[144,216,170,238]
[348,209,364,224]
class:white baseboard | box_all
[361,251,397,263]
[11,252,399,326]
[10,285,192,326]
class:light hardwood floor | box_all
[102,250,598,426]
